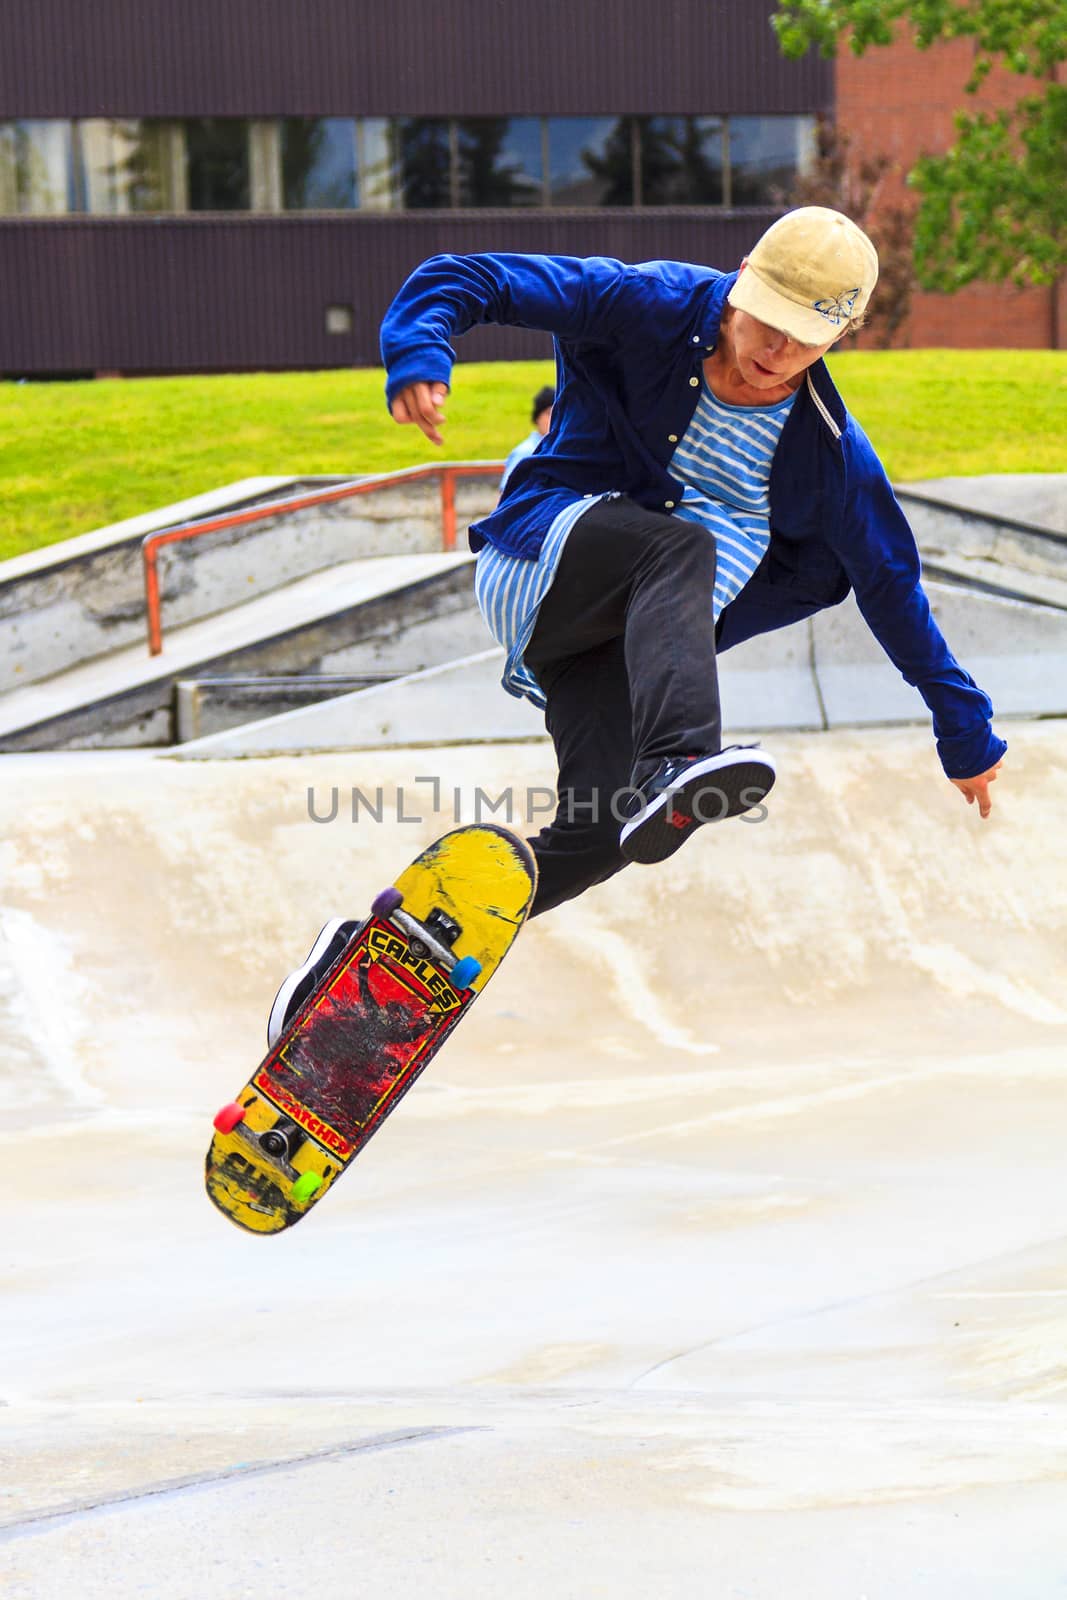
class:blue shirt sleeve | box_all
[380,252,659,407]
[837,428,1008,779]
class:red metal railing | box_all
[141,461,503,656]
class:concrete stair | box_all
[0,553,479,752]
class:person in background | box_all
[500,385,554,491]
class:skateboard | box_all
[205,824,537,1235]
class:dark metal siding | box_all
[0,213,785,373]
[1,0,830,118]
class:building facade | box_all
[0,0,830,374]
[1,0,1058,374]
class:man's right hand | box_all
[389,382,449,446]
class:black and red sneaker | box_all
[619,746,776,865]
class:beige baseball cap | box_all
[726,206,879,346]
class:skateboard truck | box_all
[423,908,462,947]
[371,888,475,979]
[260,1116,306,1163]
[220,1108,303,1180]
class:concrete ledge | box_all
[171,650,546,757]
[174,675,393,743]
[174,631,828,759]
[905,475,1067,538]
[0,477,296,582]
[170,580,1067,759]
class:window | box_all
[394,118,451,209]
[79,120,185,213]
[455,117,542,207]
[639,116,725,206]
[729,116,815,207]
[0,121,73,214]
[0,126,15,214]
[358,119,399,211]
[0,113,821,217]
[186,118,250,211]
[282,118,357,210]
[547,117,635,206]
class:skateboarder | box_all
[270,207,1007,1035]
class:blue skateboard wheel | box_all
[450,955,482,990]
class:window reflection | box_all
[395,118,452,209]
[358,119,399,211]
[0,113,822,217]
[547,117,635,206]
[80,120,184,213]
[281,118,357,210]
[0,126,15,214]
[730,115,815,206]
[0,121,73,214]
[456,117,542,207]
[186,118,250,211]
[639,116,724,206]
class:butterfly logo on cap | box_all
[813,288,861,326]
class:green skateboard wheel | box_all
[291,1172,323,1204]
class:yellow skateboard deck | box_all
[205,824,537,1235]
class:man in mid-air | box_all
[269,207,1005,1036]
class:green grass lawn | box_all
[1,351,1064,562]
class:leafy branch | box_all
[772,0,1066,288]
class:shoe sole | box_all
[267,917,357,1049]
[619,753,776,866]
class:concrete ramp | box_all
[2,723,1067,1596]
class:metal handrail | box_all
[141,460,503,656]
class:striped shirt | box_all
[670,380,796,612]
[475,493,612,706]
[475,379,796,709]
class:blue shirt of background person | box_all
[500,385,554,492]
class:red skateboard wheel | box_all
[213,1102,246,1134]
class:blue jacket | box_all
[381,252,1007,780]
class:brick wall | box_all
[835,31,1061,348]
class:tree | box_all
[771,0,1066,290]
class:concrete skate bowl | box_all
[3,722,1067,1597]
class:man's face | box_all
[726,307,835,391]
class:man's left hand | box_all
[950,761,1004,820]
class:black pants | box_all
[523,496,722,917]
